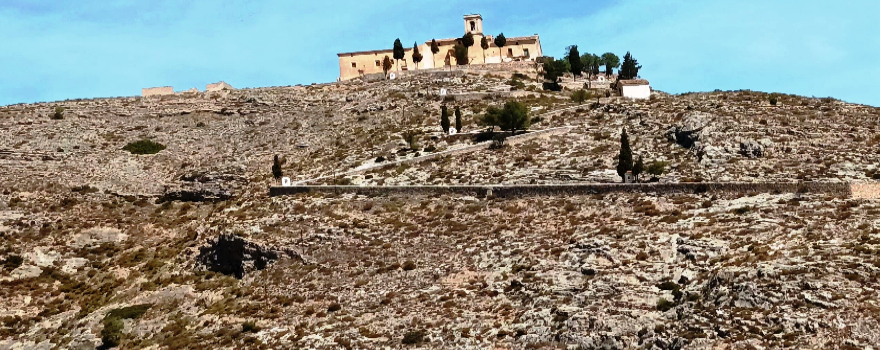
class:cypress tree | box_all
[480,36,489,63]
[460,33,474,65]
[440,106,450,133]
[430,39,440,68]
[454,107,462,132]
[382,56,393,78]
[494,33,506,62]
[633,155,644,182]
[461,32,475,48]
[453,44,468,65]
[568,45,583,81]
[616,128,633,182]
[620,51,642,80]
[411,42,423,70]
[272,155,283,179]
[393,38,405,71]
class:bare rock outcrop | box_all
[738,138,768,158]
[197,234,285,279]
[160,183,231,203]
[666,112,711,149]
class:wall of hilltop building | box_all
[337,18,543,81]
[338,44,435,81]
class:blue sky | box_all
[1,0,878,106]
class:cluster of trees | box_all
[439,101,531,139]
[380,32,511,77]
[542,48,641,88]
[449,32,509,66]
[479,101,530,133]
[616,128,640,182]
[616,128,665,182]
[382,39,425,77]
[439,106,464,134]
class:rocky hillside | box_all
[1,70,879,349]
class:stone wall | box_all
[142,87,174,97]
[356,62,536,83]
[850,182,880,199]
[270,181,856,198]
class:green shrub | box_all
[480,101,530,132]
[101,304,151,348]
[123,139,166,155]
[656,298,675,312]
[490,134,507,149]
[242,320,261,333]
[646,161,668,176]
[733,206,752,215]
[107,304,152,319]
[507,79,526,91]
[571,89,590,103]
[401,130,420,150]
[402,329,426,344]
[327,303,342,312]
[51,107,65,120]
[769,94,779,106]
[656,281,681,291]
[101,317,124,348]
[2,255,23,270]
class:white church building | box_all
[617,79,651,100]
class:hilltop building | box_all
[617,79,651,100]
[140,81,234,97]
[207,81,234,92]
[142,86,174,97]
[337,14,543,81]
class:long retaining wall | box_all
[270,182,877,198]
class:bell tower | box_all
[464,14,483,35]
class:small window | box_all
[523,48,530,57]
[375,60,381,67]
[508,48,513,56]
[470,21,476,31]
[351,62,356,68]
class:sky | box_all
[1,0,878,106]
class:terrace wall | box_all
[270,181,857,198]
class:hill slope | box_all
[1,72,880,349]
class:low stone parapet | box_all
[270,181,858,198]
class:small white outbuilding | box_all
[617,79,651,100]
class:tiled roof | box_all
[618,79,650,86]
[337,48,413,56]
